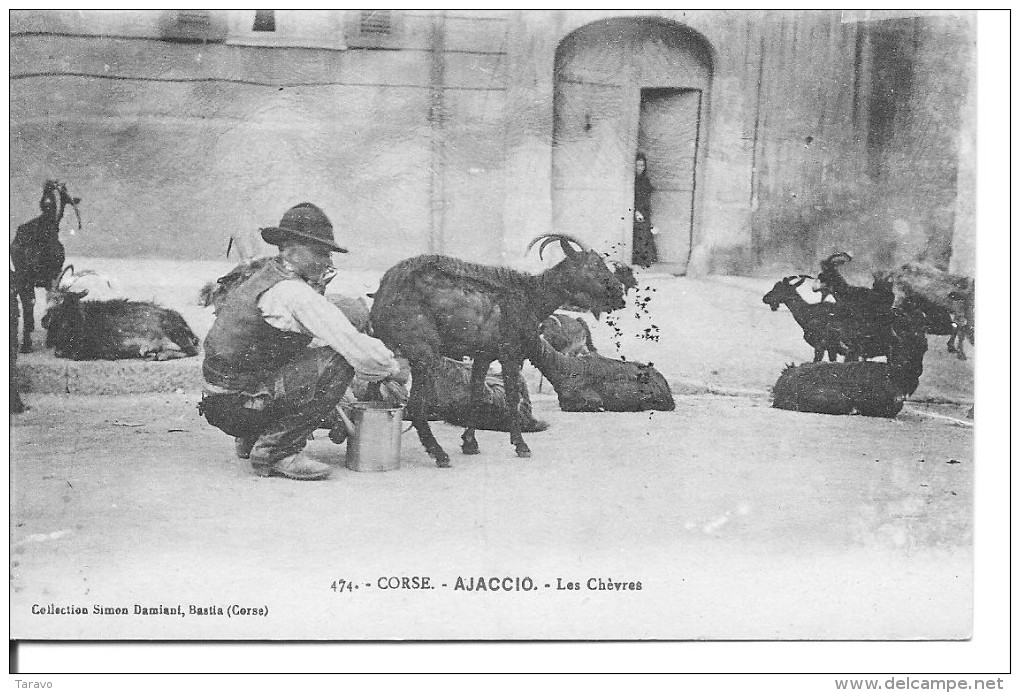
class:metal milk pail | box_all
[345,402,403,472]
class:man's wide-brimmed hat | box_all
[260,203,348,253]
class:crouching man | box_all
[200,202,404,480]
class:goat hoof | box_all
[515,445,532,458]
[956,352,968,361]
[461,441,480,455]
[434,453,452,468]
[19,343,32,354]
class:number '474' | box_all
[331,579,354,592]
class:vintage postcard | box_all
[10,10,984,651]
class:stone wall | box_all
[10,10,974,277]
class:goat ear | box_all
[71,197,82,205]
[558,238,580,260]
[791,276,808,288]
[72,288,89,298]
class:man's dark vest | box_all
[203,259,313,392]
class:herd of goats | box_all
[10,180,974,465]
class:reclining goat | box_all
[43,266,199,361]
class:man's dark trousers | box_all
[202,347,355,463]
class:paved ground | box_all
[10,257,975,641]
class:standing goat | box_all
[810,253,928,362]
[812,252,895,316]
[531,336,674,412]
[946,288,975,359]
[43,266,199,361]
[369,233,627,467]
[762,275,848,362]
[10,180,81,352]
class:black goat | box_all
[762,275,848,362]
[813,252,895,316]
[531,336,674,412]
[898,287,956,336]
[369,233,627,467]
[10,271,27,413]
[887,262,974,360]
[10,180,81,352]
[946,288,975,359]
[43,267,199,361]
[812,253,930,361]
[772,315,928,418]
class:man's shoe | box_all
[252,452,332,481]
[235,436,257,459]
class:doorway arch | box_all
[552,17,713,272]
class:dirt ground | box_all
[10,262,975,642]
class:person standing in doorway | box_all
[632,152,658,268]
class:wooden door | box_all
[552,79,630,251]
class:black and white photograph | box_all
[7,8,1004,674]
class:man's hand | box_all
[390,356,411,385]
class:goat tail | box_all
[226,236,235,258]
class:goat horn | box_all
[526,233,590,260]
[59,185,82,230]
[822,252,852,266]
[66,269,110,290]
[56,265,75,290]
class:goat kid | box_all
[10,180,81,352]
[369,233,627,467]
[43,266,199,361]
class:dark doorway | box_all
[635,87,702,267]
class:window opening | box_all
[253,10,276,32]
